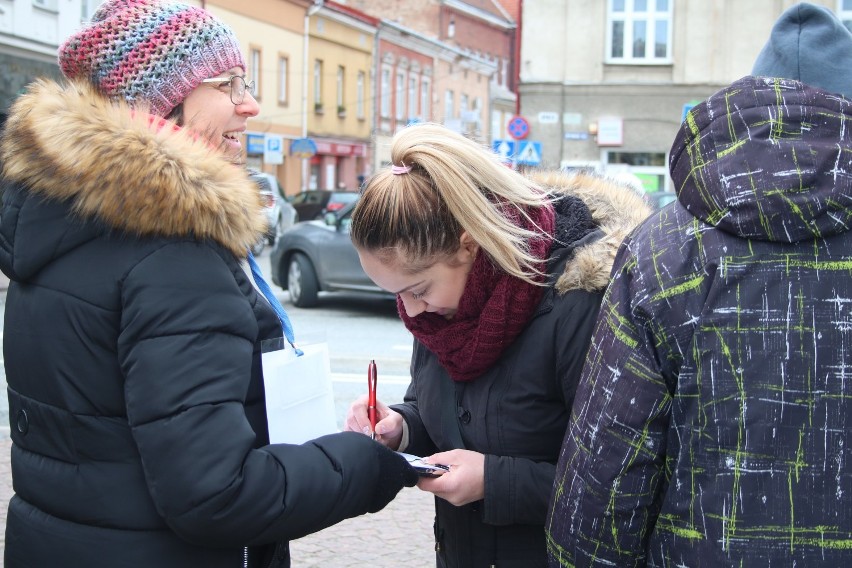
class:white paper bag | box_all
[261,338,339,444]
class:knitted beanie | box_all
[752,2,852,99]
[59,0,245,117]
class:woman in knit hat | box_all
[0,1,416,567]
[342,122,651,567]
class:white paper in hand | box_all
[261,339,339,444]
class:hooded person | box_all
[0,1,416,567]
[546,3,852,567]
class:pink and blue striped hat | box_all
[58,0,245,117]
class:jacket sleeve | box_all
[390,339,439,457]
[484,289,602,527]
[546,238,672,567]
[117,242,397,546]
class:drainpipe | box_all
[515,0,522,116]
[302,1,324,191]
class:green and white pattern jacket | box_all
[547,75,852,567]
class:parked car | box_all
[270,199,393,307]
[286,190,359,222]
[249,171,297,254]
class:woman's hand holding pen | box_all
[416,449,484,507]
[343,395,404,450]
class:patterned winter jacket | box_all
[547,75,852,567]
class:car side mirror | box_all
[324,212,339,226]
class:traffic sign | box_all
[264,134,284,165]
[507,115,530,140]
[515,140,542,166]
[492,139,516,163]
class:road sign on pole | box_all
[507,116,530,140]
[492,139,516,163]
[515,141,542,166]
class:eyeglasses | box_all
[200,75,256,105]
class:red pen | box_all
[368,359,377,440]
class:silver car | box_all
[249,171,297,254]
[269,198,394,307]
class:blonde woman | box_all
[344,123,651,567]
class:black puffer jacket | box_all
[393,173,651,568]
[0,79,415,568]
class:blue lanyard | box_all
[247,251,303,356]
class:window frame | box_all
[408,74,419,120]
[395,69,406,121]
[249,46,262,100]
[380,66,392,118]
[313,59,323,109]
[336,65,345,111]
[839,0,852,33]
[277,54,289,106]
[606,0,673,65]
[420,77,431,121]
[356,70,366,119]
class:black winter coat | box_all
[393,173,652,568]
[0,79,411,568]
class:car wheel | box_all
[287,253,319,307]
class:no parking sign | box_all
[507,115,530,140]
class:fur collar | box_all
[1,79,266,257]
[529,171,653,294]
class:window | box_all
[444,90,454,121]
[408,75,418,119]
[249,47,261,99]
[607,0,672,63]
[33,0,58,11]
[336,66,345,111]
[395,71,406,121]
[421,77,431,120]
[314,59,323,109]
[841,0,852,33]
[277,55,289,106]
[356,71,365,119]
[381,66,391,118]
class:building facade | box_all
[520,0,841,206]
[0,0,96,125]
[345,0,513,144]
[306,1,377,191]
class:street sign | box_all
[492,139,516,163]
[264,134,284,165]
[515,140,542,166]
[538,112,559,124]
[290,137,318,159]
[507,115,530,140]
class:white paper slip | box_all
[398,452,450,477]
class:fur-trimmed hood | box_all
[1,79,266,260]
[530,171,652,295]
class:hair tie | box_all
[391,163,412,175]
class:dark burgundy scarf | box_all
[398,203,556,382]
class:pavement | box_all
[0,274,438,567]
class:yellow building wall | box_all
[308,14,374,141]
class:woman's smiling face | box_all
[180,66,259,162]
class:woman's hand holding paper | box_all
[416,449,485,506]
